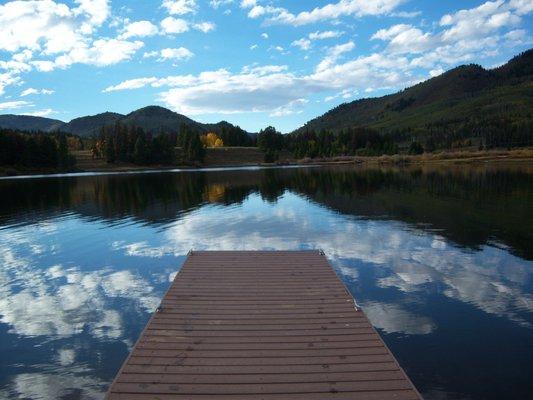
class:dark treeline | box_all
[0,129,75,170]
[256,126,400,161]
[217,124,255,147]
[257,119,532,161]
[94,123,176,165]
[389,118,533,152]
[93,123,253,165]
[286,128,400,158]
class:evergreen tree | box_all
[40,136,58,167]
[152,133,175,164]
[184,132,205,163]
[257,126,283,152]
[105,134,116,163]
[408,141,424,155]
[133,134,148,164]
[57,134,70,170]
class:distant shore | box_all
[300,147,533,166]
[1,148,532,177]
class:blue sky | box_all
[0,0,531,132]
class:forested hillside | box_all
[62,112,123,137]
[294,50,533,150]
[0,115,64,132]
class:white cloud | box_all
[0,0,110,54]
[440,0,521,42]
[316,41,355,72]
[0,0,146,94]
[369,0,532,66]
[162,0,197,15]
[194,21,216,33]
[0,1,76,54]
[103,46,419,116]
[270,98,308,117]
[0,60,31,74]
[408,39,494,69]
[309,30,344,40]
[250,44,258,50]
[292,30,344,51]
[140,48,194,63]
[242,0,404,26]
[21,88,55,97]
[324,88,358,102]
[0,100,31,111]
[119,20,158,39]
[12,50,34,63]
[154,52,410,115]
[160,17,214,34]
[155,68,308,115]
[504,28,529,44]
[143,51,159,58]
[103,77,158,92]
[391,10,422,18]
[291,38,311,50]
[210,0,233,9]
[429,67,445,77]
[161,16,190,34]
[0,72,22,95]
[159,47,194,61]
[241,64,288,75]
[247,5,270,18]
[53,38,144,68]
[22,108,56,117]
[74,0,110,27]
[372,23,413,40]
[510,0,533,14]
[372,24,433,54]
[240,0,256,7]
[30,61,56,72]
[261,32,269,39]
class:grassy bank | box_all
[72,147,296,172]
[295,148,533,166]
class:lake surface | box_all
[0,163,532,400]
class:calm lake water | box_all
[0,163,532,400]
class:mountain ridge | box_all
[0,106,252,137]
[0,114,65,132]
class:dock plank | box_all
[106,250,421,399]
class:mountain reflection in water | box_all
[0,163,531,400]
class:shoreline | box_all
[1,148,532,178]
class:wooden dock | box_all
[106,250,422,399]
